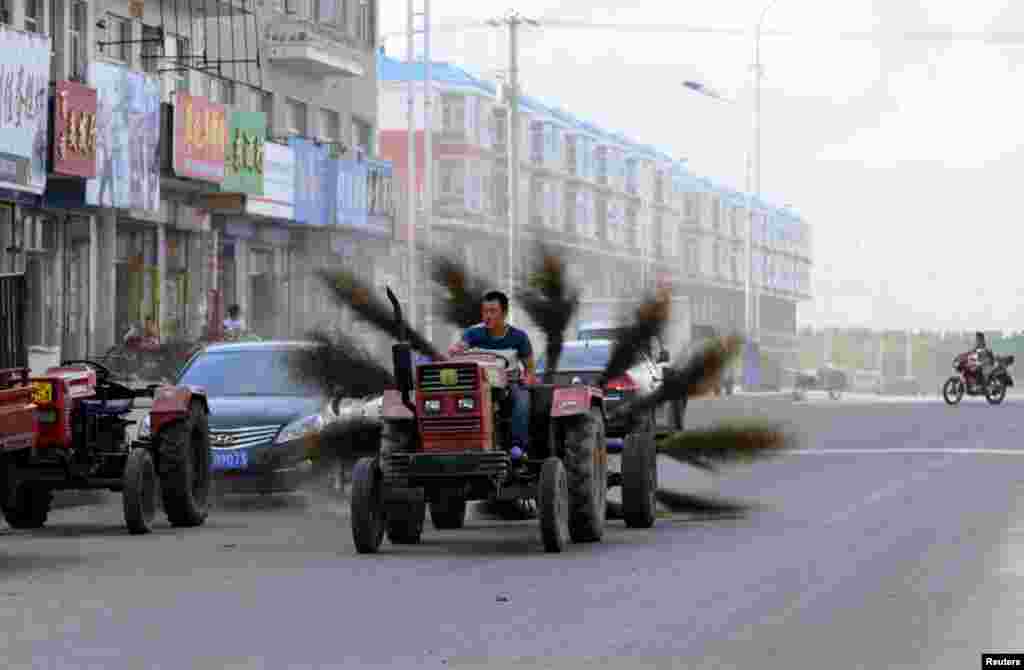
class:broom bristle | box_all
[656,422,792,468]
[516,244,580,380]
[318,269,441,359]
[287,329,396,399]
[430,253,489,330]
[599,288,672,386]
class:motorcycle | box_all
[943,351,1014,406]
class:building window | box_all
[319,108,340,144]
[314,0,339,23]
[439,160,464,198]
[67,1,88,79]
[141,24,162,74]
[261,92,274,138]
[172,35,190,93]
[102,14,132,64]
[286,98,307,135]
[441,95,465,135]
[24,0,41,33]
[352,116,372,157]
[686,239,699,276]
[0,0,9,24]
[208,78,235,105]
[356,0,375,46]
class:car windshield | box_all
[579,328,621,340]
[178,349,319,397]
[537,343,612,372]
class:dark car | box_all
[138,340,340,495]
[537,339,682,439]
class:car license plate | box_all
[31,382,52,404]
[212,450,248,471]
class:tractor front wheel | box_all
[430,493,467,530]
[2,484,52,529]
[123,448,158,535]
[562,407,607,543]
[622,431,657,529]
[158,400,211,528]
[538,457,570,553]
[351,457,385,553]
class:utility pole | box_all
[423,0,433,341]
[489,11,539,322]
[406,0,418,331]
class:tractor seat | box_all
[80,398,134,416]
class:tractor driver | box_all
[447,290,537,461]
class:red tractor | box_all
[350,290,658,553]
[0,358,212,534]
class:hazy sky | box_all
[381,1,1024,332]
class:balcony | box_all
[264,19,366,78]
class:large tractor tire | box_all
[622,431,657,529]
[2,484,52,529]
[158,400,211,528]
[538,457,570,553]
[351,457,385,553]
[562,406,607,543]
[430,492,467,530]
[123,448,158,535]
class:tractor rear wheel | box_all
[351,457,385,553]
[2,484,52,529]
[123,448,158,535]
[430,493,467,530]
[538,457,570,553]
[622,431,657,529]
[562,407,607,543]
[158,400,211,528]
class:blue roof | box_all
[377,50,804,224]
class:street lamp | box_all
[680,80,754,355]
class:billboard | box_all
[290,137,331,226]
[52,81,98,178]
[247,141,294,220]
[0,28,51,194]
[222,111,265,194]
[85,62,161,211]
[173,91,227,183]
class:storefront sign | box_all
[222,111,265,194]
[290,138,331,226]
[0,28,51,194]
[85,62,161,211]
[173,91,227,183]
[246,141,294,220]
[52,81,98,178]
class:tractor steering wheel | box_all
[462,349,514,371]
[60,359,112,382]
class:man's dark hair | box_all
[482,291,509,314]
[228,304,240,318]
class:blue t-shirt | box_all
[462,324,533,362]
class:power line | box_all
[383,19,1024,46]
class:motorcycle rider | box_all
[973,331,995,388]
[446,290,537,463]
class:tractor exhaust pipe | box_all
[386,286,416,415]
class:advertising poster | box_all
[52,80,98,178]
[0,28,51,194]
[85,61,161,211]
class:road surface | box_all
[3,394,1022,669]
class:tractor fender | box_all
[550,386,604,419]
[381,389,415,420]
[150,385,208,434]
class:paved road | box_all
[3,394,1024,669]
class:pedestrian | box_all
[224,304,245,333]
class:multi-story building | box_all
[0,0,390,369]
[378,50,813,383]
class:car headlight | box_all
[137,413,152,439]
[274,414,325,445]
[457,397,475,411]
[424,399,441,413]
